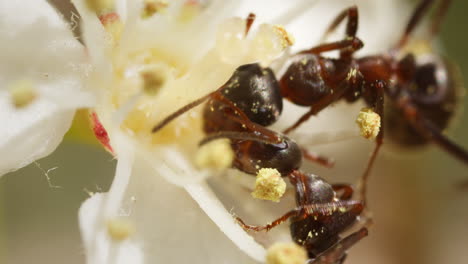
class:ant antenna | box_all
[199,131,283,147]
[151,92,213,133]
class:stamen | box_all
[142,0,168,18]
[141,69,167,96]
[99,12,122,43]
[251,168,286,203]
[106,218,135,241]
[194,139,234,170]
[356,107,381,140]
[9,80,37,108]
[178,0,202,23]
[86,0,114,14]
[266,242,307,264]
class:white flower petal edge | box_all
[79,132,261,263]
[79,131,142,264]
[79,194,144,264]
[0,0,94,176]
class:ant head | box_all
[221,63,283,126]
[289,173,334,206]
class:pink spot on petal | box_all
[90,112,114,154]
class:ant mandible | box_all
[275,0,468,205]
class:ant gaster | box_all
[151,15,366,263]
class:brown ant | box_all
[151,63,367,264]
[150,14,368,262]
[277,0,468,204]
[236,171,367,264]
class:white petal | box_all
[0,102,74,176]
[79,193,144,264]
[71,0,112,75]
[185,182,266,262]
[124,157,259,263]
[0,0,93,176]
[79,131,260,263]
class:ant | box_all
[150,14,369,263]
[277,0,468,204]
[151,62,368,264]
[236,171,367,264]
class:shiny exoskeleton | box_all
[237,171,367,263]
[151,19,366,263]
[276,0,468,204]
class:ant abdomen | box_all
[221,63,282,125]
[231,136,302,176]
[386,55,460,146]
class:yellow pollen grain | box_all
[251,168,286,202]
[194,139,234,170]
[273,25,295,49]
[106,218,135,241]
[266,242,308,264]
[142,0,168,18]
[86,0,114,13]
[356,107,381,140]
[141,70,166,96]
[9,80,37,108]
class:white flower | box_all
[0,0,409,263]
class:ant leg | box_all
[235,200,363,232]
[321,5,359,41]
[301,148,335,168]
[235,209,299,232]
[299,37,363,55]
[332,184,354,200]
[245,13,256,36]
[393,95,468,164]
[357,81,385,206]
[430,0,452,37]
[310,228,368,264]
[394,0,452,50]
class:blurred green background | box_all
[1,0,468,263]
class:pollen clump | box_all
[273,25,295,48]
[266,242,308,264]
[194,139,234,170]
[252,168,286,202]
[106,218,135,241]
[9,80,37,108]
[356,107,381,140]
